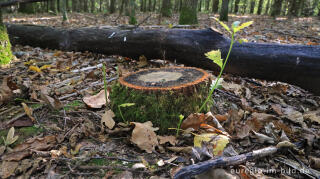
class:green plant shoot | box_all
[102,64,108,105]
[2,127,19,147]
[176,114,184,137]
[199,18,253,112]
[118,103,135,123]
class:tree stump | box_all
[110,67,213,133]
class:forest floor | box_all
[0,12,319,179]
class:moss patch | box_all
[63,100,84,111]
[110,81,213,134]
[0,24,13,65]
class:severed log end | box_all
[110,67,213,133]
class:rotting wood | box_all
[6,24,320,94]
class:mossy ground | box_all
[0,24,13,65]
[110,82,213,134]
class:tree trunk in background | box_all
[198,0,202,11]
[72,0,76,11]
[148,0,152,11]
[143,0,147,11]
[129,0,137,25]
[174,0,179,11]
[153,0,156,11]
[220,0,229,21]
[66,0,70,11]
[110,0,115,13]
[229,0,233,12]
[265,0,271,14]
[242,0,248,13]
[312,0,319,15]
[90,0,94,12]
[205,0,209,11]
[84,0,89,12]
[234,0,240,13]
[161,0,172,17]
[257,0,263,14]
[57,0,60,12]
[271,0,282,16]
[289,0,298,16]
[250,0,255,13]
[18,3,36,13]
[212,0,219,13]
[297,0,305,16]
[179,0,198,24]
[62,0,68,23]
[50,0,57,13]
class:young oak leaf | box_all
[205,50,223,69]
[234,21,253,33]
[4,127,19,146]
[212,17,231,34]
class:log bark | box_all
[0,0,47,8]
[5,23,320,95]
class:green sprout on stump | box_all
[118,103,135,124]
[199,18,253,112]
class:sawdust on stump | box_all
[110,67,213,133]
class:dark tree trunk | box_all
[234,0,240,13]
[265,0,271,14]
[84,0,89,12]
[6,24,320,95]
[90,0,94,12]
[257,0,263,14]
[205,0,209,11]
[179,0,198,24]
[212,0,219,13]
[220,0,229,21]
[250,0,255,13]
[271,0,282,16]
[289,0,298,16]
[110,0,115,13]
[148,0,152,11]
[72,0,77,11]
[161,0,172,17]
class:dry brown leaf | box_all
[2,135,56,161]
[101,110,115,129]
[21,102,35,122]
[83,90,108,108]
[0,77,13,106]
[137,55,148,68]
[1,161,19,178]
[158,135,177,146]
[303,110,320,124]
[180,113,206,130]
[130,121,159,153]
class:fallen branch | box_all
[0,0,47,8]
[6,24,320,94]
[174,145,288,179]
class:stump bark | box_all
[110,67,212,133]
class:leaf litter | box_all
[0,12,319,178]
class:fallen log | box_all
[6,24,320,95]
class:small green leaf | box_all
[232,21,241,29]
[213,17,231,34]
[234,21,253,33]
[238,38,248,44]
[179,114,184,120]
[6,127,18,145]
[205,50,223,69]
[119,103,135,108]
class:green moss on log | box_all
[0,24,13,65]
[110,80,213,134]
